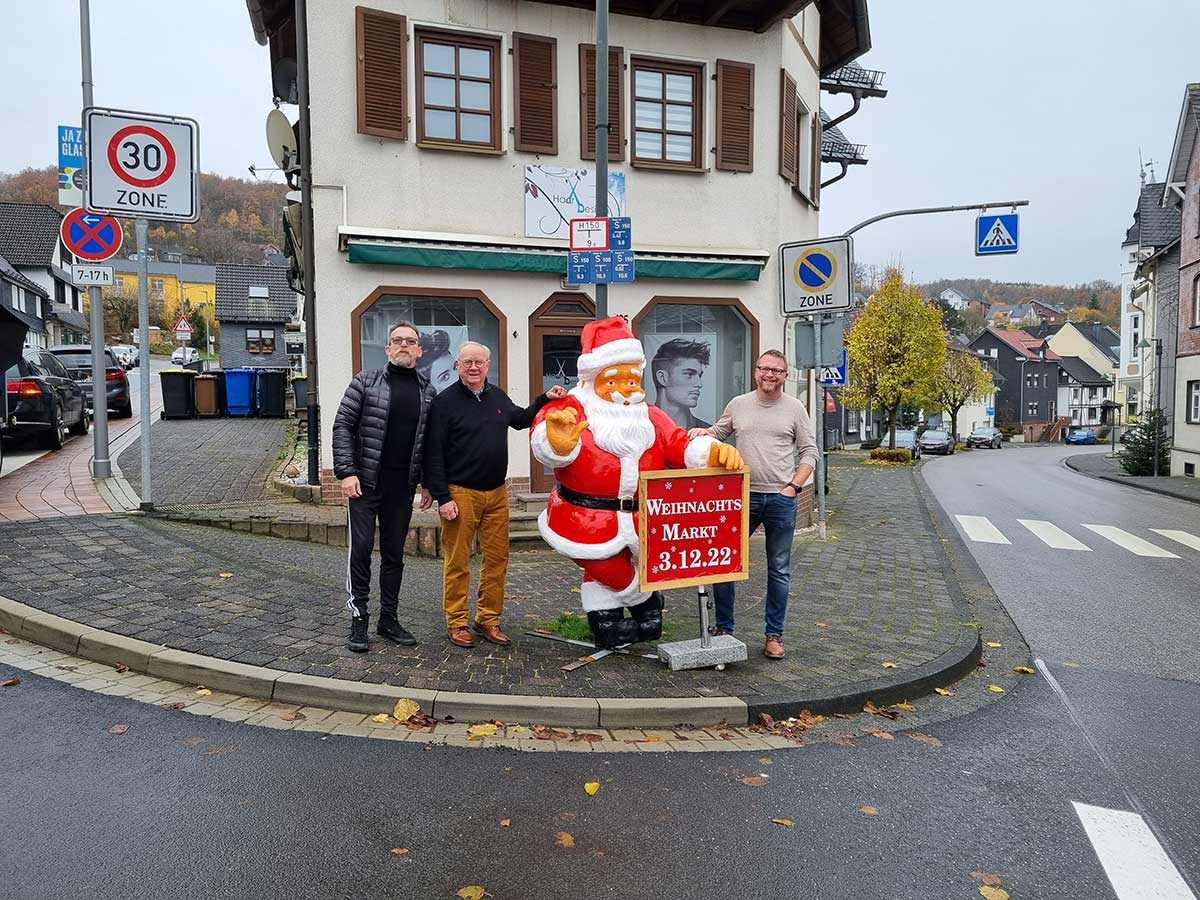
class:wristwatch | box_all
[786,482,803,492]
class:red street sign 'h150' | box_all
[638,468,750,592]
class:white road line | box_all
[1081,525,1180,558]
[1072,802,1197,900]
[1018,519,1093,551]
[954,515,1010,544]
[1150,529,1200,553]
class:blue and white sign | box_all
[609,217,631,250]
[58,124,84,206]
[565,219,636,285]
[567,251,594,284]
[976,214,1019,256]
[985,406,995,416]
[818,349,848,385]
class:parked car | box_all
[110,344,138,369]
[1066,429,1098,445]
[919,428,955,455]
[48,345,133,418]
[171,346,200,365]
[966,426,1003,449]
[3,348,89,449]
[891,429,922,460]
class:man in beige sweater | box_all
[689,349,818,659]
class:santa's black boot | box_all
[628,592,664,642]
[587,609,641,650]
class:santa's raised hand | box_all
[544,407,590,456]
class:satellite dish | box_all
[266,109,299,173]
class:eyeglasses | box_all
[388,336,419,346]
[459,360,488,369]
[756,365,787,376]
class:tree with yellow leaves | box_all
[929,349,995,442]
[843,270,948,448]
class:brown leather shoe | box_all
[448,626,475,648]
[473,622,512,646]
[764,636,785,659]
[714,629,734,637]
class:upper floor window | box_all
[1193,277,1200,327]
[246,328,275,354]
[630,57,703,170]
[1131,313,1141,348]
[415,29,502,151]
[778,69,819,207]
[150,278,164,299]
[1189,381,1200,424]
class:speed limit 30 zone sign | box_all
[85,108,198,222]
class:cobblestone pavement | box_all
[0,455,974,703]
[117,417,293,508]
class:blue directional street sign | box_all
[611,250,635,283]
[592,250,613,282]
[609,217,631,250]
[567,251,594,285]
[976,213,1019,256]
[818,349,848,385]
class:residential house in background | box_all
[1056,356,1113,427]
[214,263,298,370]
[988,299,1064,330]
[0,253,50,349]
[968,328,1060,431]
[0,202,88,346]
[1033,320,1125,420]
[244,0,876,496]
[938,287,971,311]
[109,259,218,330]
[1164,82,1200,477]
[1118,177,1181,424]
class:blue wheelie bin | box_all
[225,367,259,417]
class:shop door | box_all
[529,294,594,493]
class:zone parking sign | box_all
[85,108,199,222]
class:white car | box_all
[171,346,200,365]
[109,344,137,368]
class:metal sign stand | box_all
[524,631,657,672]
[656,585,747,671]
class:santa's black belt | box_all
[556,483,639,513]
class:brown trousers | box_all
[441,485,510,629]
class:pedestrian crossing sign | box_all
[976,214,1020,256]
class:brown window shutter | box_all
[356,6,408,140]
[513,33,557,154]
[579,44,625,162]
[715,60,754,173]
[778,69,797,184]
[810,113,822,206]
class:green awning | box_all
[347,241,763,282]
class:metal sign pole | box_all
[79,0,111,479]
[136,218,152,509]
[813,314,826,539]
[593,0,609,319]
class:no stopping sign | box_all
[85,108,198,222]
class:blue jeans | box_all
[713,491,797,637]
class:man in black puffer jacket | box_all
[332,319,436,652]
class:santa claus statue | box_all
[530,316,745,649]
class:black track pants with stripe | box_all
[345,472,415,619]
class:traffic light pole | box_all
[80,0,111,479]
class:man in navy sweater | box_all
[424,342,566,648]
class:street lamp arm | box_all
[844,200,1030,236]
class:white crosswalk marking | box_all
[954,515,1010,544]
[1150,529,1200,553]
[1072,802,1197,900]
[1018,519,1092,551]
[1081,525,1180,558]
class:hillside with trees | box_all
[917,276,1120,330]
[0,165,286,264]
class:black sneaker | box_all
[378,616,417,646]
[348,616,370,653]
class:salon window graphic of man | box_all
[650,339,711,430]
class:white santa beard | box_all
[572,384,655,460]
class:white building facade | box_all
[247,0,872,494]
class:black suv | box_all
[4,348,89,450]
[48,345,132,418]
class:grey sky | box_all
[2,1,1197,286]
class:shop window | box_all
[356,289,503,394]
[636,299,755,430]
[415,29,502,151]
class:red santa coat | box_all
[530,392,716,564]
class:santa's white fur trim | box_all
[684,435,718,469]
[537,508,639,560]
[580,570,650,612]
[531,420,583,468]
[577,338,645,376]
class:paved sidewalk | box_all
[1065,451,1200,506]
[0,452,983,718]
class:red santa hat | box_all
[577,316,646,378]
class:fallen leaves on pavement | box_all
[389,848,409,855]
[891,702,915,711]
[218,573,234,579]
[194,688,212,696]
[108,724,129,734]
[934,688,955,696]
[751,708,825,743]
[113,663,129,674]
[985,641,1002,648]
[467,723,499,738]
[392,698,421,722]
[987,685,1005,693]
[862,728,894,740]
[969,872,1003,887]
[499,819,511,828]
[161,702,186,710]
[457,887,490,900]
[880,662,897,669]
[0,678,20,688]
[531,724,570,741]
[978,887,1009,900]
[584,782,600,796]
[738,775,769,786]
[770,818,795,827]
[859,806,879,815]
[1013,666,1036,675]
[554,831,576,848]
[863,701,901,720]
[279,711,306,722]
[908,733,943,747]
[370,714,392,724]
[814,622,830,628]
